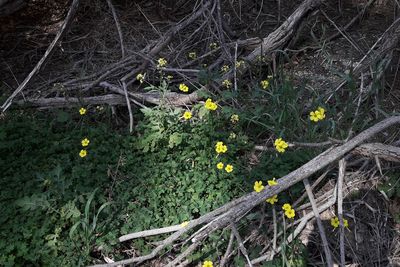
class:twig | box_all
[252,190,338,264]
[230,222,253,267]
[220,232,235,267]
[90,116,400,267]
[303,177,333,267]
[271,206,277,258]
[337,159,347,267]
[321,10,363,54]
[1,0,81,112]
[121,82,133,133]
[106,0,125,58]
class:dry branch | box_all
[15,95,126,108]
[91,116,400,267]
[352,143,400,162]
[1,0,80,112]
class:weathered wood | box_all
[353,143,400,162]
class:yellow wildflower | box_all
[221,65,230,73]
[331,217,349,228]
[79,149,87,158]
[81,138,90,147]
[217,162,224,170]
[267,178,277,186]
[230,114,239,123]
[183,111,192,120]
[254,181,264,193]
[282,203,292,211]
[157,57,167,68]
[266,195,278,205]
[285,208,295,219]
[79,107,86,115]
[330,217,339,228]
[209,42,218,50]
[202,260,213,267]
[215,141,228,154]
[310,106,326,122]
[235,60,245,68]
[274,138,289,153]
[205,98,218,111]
[188,52,197,59]
[260,80,269,89]
[225,164,233,173]
[180,221,189,227]
[222,79,232,89]
[179,83,189,93]
[136,73,145,83]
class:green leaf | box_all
[168,132,183,148]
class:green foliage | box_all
[120,104,249,235]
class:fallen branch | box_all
[91,116,400,267]
[1,0,80,112]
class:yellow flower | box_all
[179,83,189,93]
[79,149,87,158]
[310,107,326,122]
[209,42,218,50]
[221,65,230,73]
[217,162,224,170]
[81,138,90,147]
[222,79,232,89]
[215,141,228,154]
[230,114,239,123]
[274,138,289,153]
[260,80,269,89]
[180,221,189,227]
[285,208,295,219]
[282,203,292,211]
[225,164,233,173]
[229,132,237,139]
[188,52,197,59]
[136,73,145,83]
[331,217,349,228]
[317,107,326,120]
[205,98,218,111]
[157,57,167,68]
[267,178,277,186]
[79,107,86,115]
[183,111,192,120]
[202,260,213,267]
[254,181,264,193]
[330,217,339,228]
[235,60,245,68]
[266,195,278,204]
[310,111,319,122]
